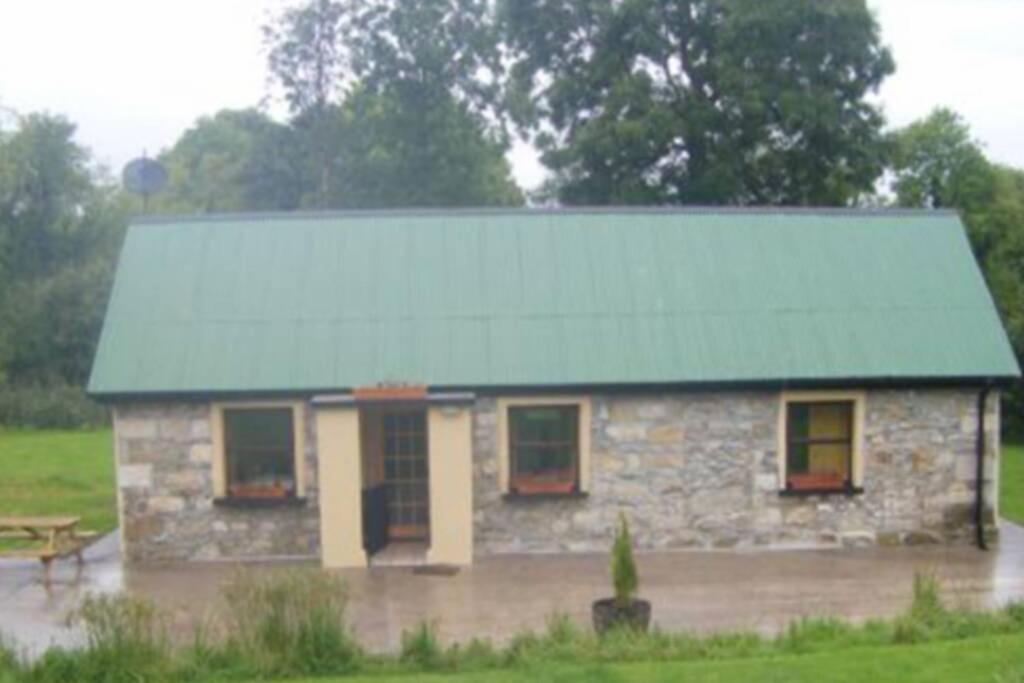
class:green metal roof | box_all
[88,208,1020,396]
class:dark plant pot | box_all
[591,597,652,634]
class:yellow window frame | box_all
[778,391,866,490]
[497,396,592,495]
[210,400,307,498]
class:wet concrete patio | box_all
[3,523,1024,654]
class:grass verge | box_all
[296,634,1024,682]
[1001,442,1024,525]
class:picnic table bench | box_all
[0,516,100,579]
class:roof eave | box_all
[87,374,1020,404]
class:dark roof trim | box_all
[90,375,1016,404]
[129,205,960,226]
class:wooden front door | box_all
[382,410,430,540]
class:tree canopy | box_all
[156,109,302,213]
[502,0,894,206]
[258,0,521,210]
[0,114,126,393]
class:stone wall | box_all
[114,402,321,563]
[472,389,999,554]
[113,388,999,563]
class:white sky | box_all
[1,0,1022,191]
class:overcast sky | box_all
[1,0,1022,191]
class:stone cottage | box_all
[87,208,1019,566]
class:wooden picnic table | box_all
[0,516,99,579]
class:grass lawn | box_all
[0,429,115,535]
[1002,442,1024,525]
[290,634,1024,683]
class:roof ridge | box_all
[130,205,959,226]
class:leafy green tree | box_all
[502,0,894,205]
[263,0,351,115]
[890,109,994,209]
[264,0,353,207]
[312,88,522,208]
[349,0,503,121]
[155,109,302,213]
[0,115,93,281]
[890,108,1000,260]
[0,113,127,392]
[263,0,522,208]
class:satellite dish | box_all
[122,155,168,211]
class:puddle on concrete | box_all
[3,524,1024,654]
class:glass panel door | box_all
[382,410,429,540]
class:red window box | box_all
[787,473,846,492]
[229,482,291,499]
[512,473,577,496]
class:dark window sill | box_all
[778,487,864,498]
[503,491,589,502]
[213,496,307,509]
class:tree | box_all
[502,0,894,205]
[155,109,302,213]
[262,0,522,208]
[890,109,994,209]
[0,113,127,390]
[890,108,1001,260]
[0,114,93,281]
[317,88,522,208]
[264,0,353,207]
[263,0,351,115]
[350,0,504,121]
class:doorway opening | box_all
[360,405,430,563]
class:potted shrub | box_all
[592,513,651,634]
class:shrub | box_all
[400,621,443,670]
[0,382,107,429]
[908,572,945,624]
[611,513,639,607]
[544,613,583,646]
[221,568,360,677]
[0,635,20,680]
[776,617,856,653]
[450,638,501,671]
[1006,601,1024,626]
[24,593,172,683]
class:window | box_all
[784,401,855,493]
[508,405,580,495]
[221,407,300,500]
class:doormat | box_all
[412,564,460,577]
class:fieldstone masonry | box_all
[472,389,999,554]
[114,402,321,563]
[114,388,999,562]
